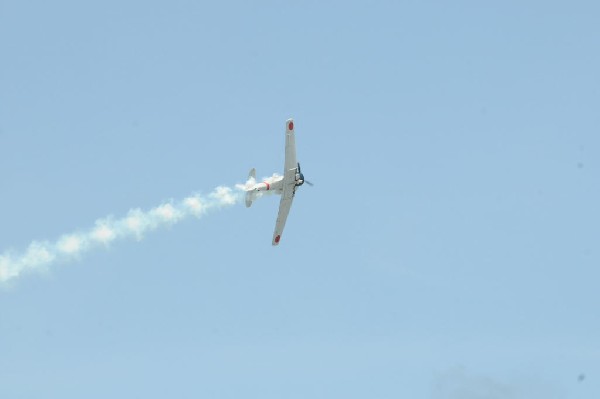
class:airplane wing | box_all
[284,119,297,174]
[272,119,297,246]
[272,193,293,245]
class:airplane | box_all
[244,118,311,246]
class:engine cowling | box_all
[295,173,305,186]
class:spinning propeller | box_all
[297,162,313,187]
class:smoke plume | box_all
[0,185,241,283]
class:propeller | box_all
[297,162,314,186]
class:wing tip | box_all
[272,234,281,246]
[286,119,294,131]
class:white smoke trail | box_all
[0,185,241,283]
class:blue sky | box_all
[1,1,599,398]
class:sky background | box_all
[1,1,599,398]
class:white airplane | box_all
[244,118,312,246]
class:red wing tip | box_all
[274,235,281,243]
[288,121,294,131]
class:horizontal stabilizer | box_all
[245,168,256,207]
[245,191,254,208]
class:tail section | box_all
[245,168,256,208]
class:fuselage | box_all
[249,170,304,194]
[250,175,285,194]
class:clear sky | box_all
[1,1,599,398]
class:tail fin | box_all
[245,168,256,208]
